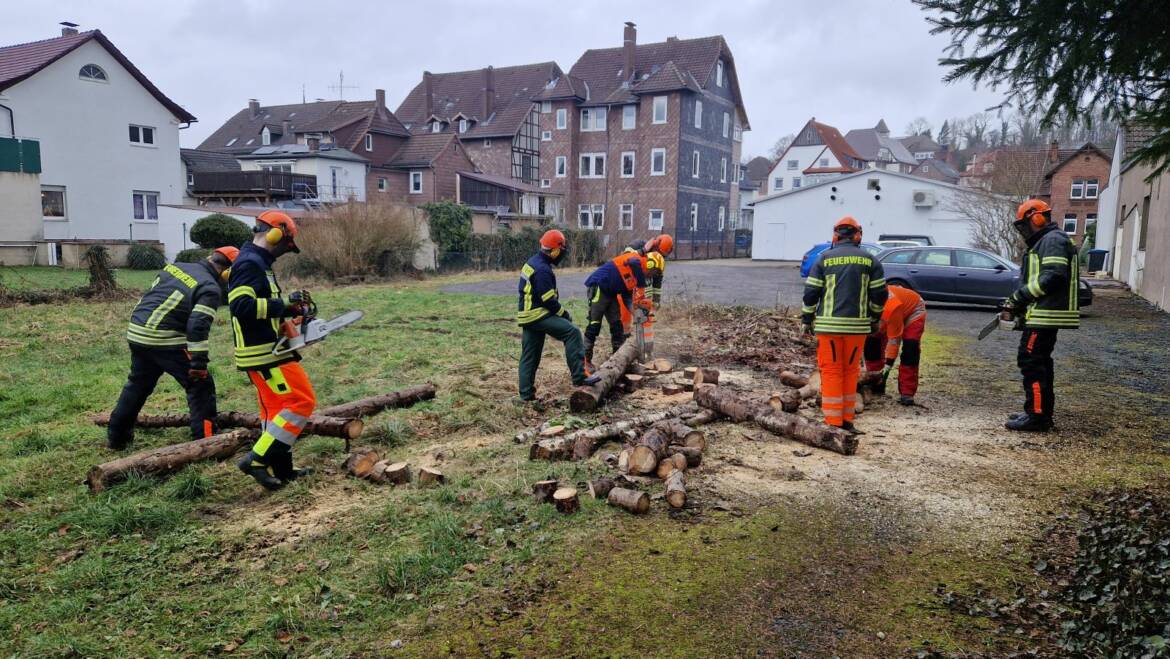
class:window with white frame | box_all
[619,204,634,229]
[649,209,664,230]
[377,177,387,191]
[580,107,606,132]
[261,127,272,145]
[541,101,552,113]
[1063,213,1078,233]
[79,63,107,81]
[651,148,666,176]
[1085,178,1100,198]
[792,177,802,188]
[622,104,636,130]
[578,203,605,229]
[720,157,727,183]
[1071,179,1085,198]
[734,163,741,181]
[716,60,724,87]
[773,177,784,190]
[410,171,423,194]
[541,130,552,141]
[689,203,699,231]
[718,206,725,231]
[129,125,155,145]
[41,186,66,219]
[431,121,442,133]
[621,151,635,178]
[579,153,606,178]
[132,191,159,221]
[691,151,701,178]
[555,155,567,178]
[734,124,742,142]
[541,179,551,188]
[259,162,292,173]
[722,112,730,139]
[694,99,703,129]
[787,159,798,170]
[365,133,374,151]
[652,96,667,124]
[556,108,567,130]
[458,119,469,133]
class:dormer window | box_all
[459,119,468,134]
[262,126,272,145]
[79,64,107,81]
[431,121,442,133]
[715,60,724,87]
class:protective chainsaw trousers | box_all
[108,344,217,444]
[1018,328,1058,420]
[584,285,627,362]
[817,334,866,427]
[864,316,926,397]
[518,314,587,400]
[246,362,316,465]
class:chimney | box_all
[666,36,678,43]
[307,136,320,152]
[248,99,260,119]
[623,22,637,81]
[1048,139,1059,164]
[60,21,79,36]
[375,88,386,109]
[423,71,434,116]
[482,66,495,118]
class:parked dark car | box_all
[800,241,884,277]
[878,246,1093,307]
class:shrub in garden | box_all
[175,248,212,263]
[127,244,166,270]
[278,203,423,279]
[189,213,251,249]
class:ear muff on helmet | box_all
[266,226,284,245]
[220,267,231,283]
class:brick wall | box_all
[360,133,409,200]
[1047,150,1111,240]
[429,139,476,202]
[463,135,512,178]
[367,166,409,201]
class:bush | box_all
[190,213,251,249]
[126,244,166,270]
[422,201,472,257]
[174,248,212,263]
[453,225,604,271]
[278,203,423,280]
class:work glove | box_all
[881,358,895,383]
[801,322,814,336]
[286,290,312,316]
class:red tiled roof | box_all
[395,62,560,136]
[0,30,195,122]
[387,132,456,168]
[533,74,588,101]
[804,120,862,170]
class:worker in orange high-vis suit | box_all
[864,284,927,405]
[622,234,673,359]
[229,210,317,491]
[801,217,888,431]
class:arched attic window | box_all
[79,64,107,81]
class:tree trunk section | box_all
[587,478,615,499]
[654,419,705,450]
[630,428,671,475]
[532,479,559,503]
[693,385,857,456]
[345,448,381,479]
[622,373,645,389]
[669,446,703,468]
[316,384,437,419]
[529,404,703,462]
[779,371,809,388]
[91,411,362,440]
[656,453,687,479]
[693,368,721,386]
[569,341,641,413]
[653,359,673,374]
[553,487,579,514]
[382,462,411,485]
[607,487,650,514]
[664,470,686,509]
[85,429,259,493]
[683,367,698,379]
[418,467,445,485]
[661,383,684,396]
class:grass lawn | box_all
[0,265,157,292]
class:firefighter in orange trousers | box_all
[621,234,674,359]
[801,217,888,431]
[583,250,648,373]
[864,284,927,405]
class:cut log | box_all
[528,404,704,462]
[653,359,673,374]
[772,390,802,413]
[629,428,671,475]
[368,460,390,482]
[664,470,686,509]
[617,448,632,474]
[345,448,381,479]
[532,479,559,503]
[607,487,650,514]
[553,487,579,514]
[683,367,698,379]
[90,411,363,440]
[662,383,684,396]
[653,419,706,450]
[539,425,566,438]
[779,371,809,388]
[382,462,411,485]
[692,367,721,386]
[514,420,554,444]
[570,341,642,413]
[418,467,445,485]
[85,429,259,493]
[679,379,696,393]
[587,478,615,499]
[655,453,687,479]
[693,385,857,456]
[622,373,646,389]
[669,446,703,469]
[316,384,437,419]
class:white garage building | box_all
[749,169,977,261]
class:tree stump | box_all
[344,448,381,479]
[587,478,615,499]
[418,467,445,485]
[382,462,411,485]
[653,358,673,374]
[607,487,650,514]
[532,479,559,503]
[553,487,579,514]
[692,368,721,386]
[664,470,686,509]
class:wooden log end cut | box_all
[383,462,411,485]
[662,383,684,396]
[532,479,559,503]
[587,478,615,499]
[553,487,579,514]
[418,467,445,485]
[664,470,686,509]
[344,447,381,479]
[607,487,650,514]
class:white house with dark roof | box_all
[765,118,866,195]
[846,120,919,173]
[0,25,195,262]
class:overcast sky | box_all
[5,0,1006,158]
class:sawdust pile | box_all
[667,304,815,372]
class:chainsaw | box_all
[976,308,1019,340]
[273,293,364,357]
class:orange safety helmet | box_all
[539,229,567,251]
[647,234,674,256]
[256,210,300,253]
[1015,199,1052,228]
[213,246,240,262]
[832,216,863,244]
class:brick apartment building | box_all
[535,23,749,258]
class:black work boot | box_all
[106,433,131,451]
[898,395,915,406]
[1005,414,1053,433]
[841,421,857,433]
[582,374,601,386]
[269,451,314,483]
[237,452,285,491]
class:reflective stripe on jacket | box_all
[1008,226,1080,329]
[517,252,565,325]
[879,285,926,359]
[127,261,224,367]
[227,242,296,370]
[801,243,888,335]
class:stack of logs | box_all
[343,447,445,486]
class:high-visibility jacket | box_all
[624,247,665,304]
[1007,225,1080,329]
[878,285,927,360]
[227,242,297,371]
[126,260,224,368]
[517,252,568,326]
[585,254,646,297]
[802,243,888,334]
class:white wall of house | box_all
[239,155,367,203]
[1094,132,1124,267]
[0,40,188,246]
[764,144,825,194]
[750,170,977,261]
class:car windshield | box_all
[881,249,917,264]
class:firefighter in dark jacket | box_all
[107,246,239,449]
[516,230,599,401]
[230,211,317,490]
[583,251,648,373]
[801,217,888,431]
[1002,199,1080,432]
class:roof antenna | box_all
[328,70,359,101]
[302,84,306,104]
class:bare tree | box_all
[1013,112,1041,147]
[964,112,992,148]
[947,152,1038,260]
[769,134,796,161]
[904,116,933,136]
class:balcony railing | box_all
[189,171,317,198]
